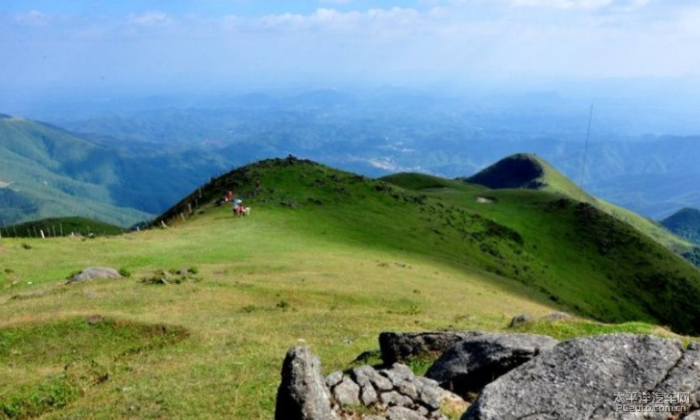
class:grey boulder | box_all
[333,377,361,407]
[508,314,532,328]
[425,333,558,397]
[463,334,696,420]
[685,411,700,420]
[66,267,122,284]
[275,346,334,420]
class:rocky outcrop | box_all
[275,345,464,420]
[425,333,558,397]
[327,363,463,420]
[379,331,483,365]
[276,333,700,420]
[462,334,700,420]
[275,347,334,420]
[66,267,122,284]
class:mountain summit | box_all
[463,153,591,201]
[462,153,692,253]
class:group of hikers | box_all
[223,190,250,216]
[219,178,263,217]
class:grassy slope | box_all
[383,171,700,333]
[0,200,559,418]
[463,153,693,252]
[1,157,698,419]
[0,116,150,227]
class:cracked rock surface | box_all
[462,334,699,420]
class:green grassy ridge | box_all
[386,172,700,333]
[461,153,692,252]
[156,157,538,286]
[0,217,124,238]
[156,157,700,335]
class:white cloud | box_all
[128,11,173,27]
[255,7,422,30]
[512,0,613,10]
[429,0,658,16]
[3,2,700,92]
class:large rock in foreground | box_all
[275,346,334,420]
[66,267,122,284]
[425,333,558,397]
[463,334,700,420]
[379,331,484,365]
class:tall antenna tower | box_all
[580,104,594,187]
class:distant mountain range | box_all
[0,114,229,226]
[3,91,700,227]
[51,91,700,219]
[0,114,148,226]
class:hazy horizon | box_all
[3,1,700,94]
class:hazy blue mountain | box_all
[0,114,149,226]
[0,114,231,226]
[662,208,700,245]
[6,89,700,223]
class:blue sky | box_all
[0,1,424,17]
[2,0,700,97]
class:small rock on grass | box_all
[66,267,122,284]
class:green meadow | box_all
[1,157,698,419]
